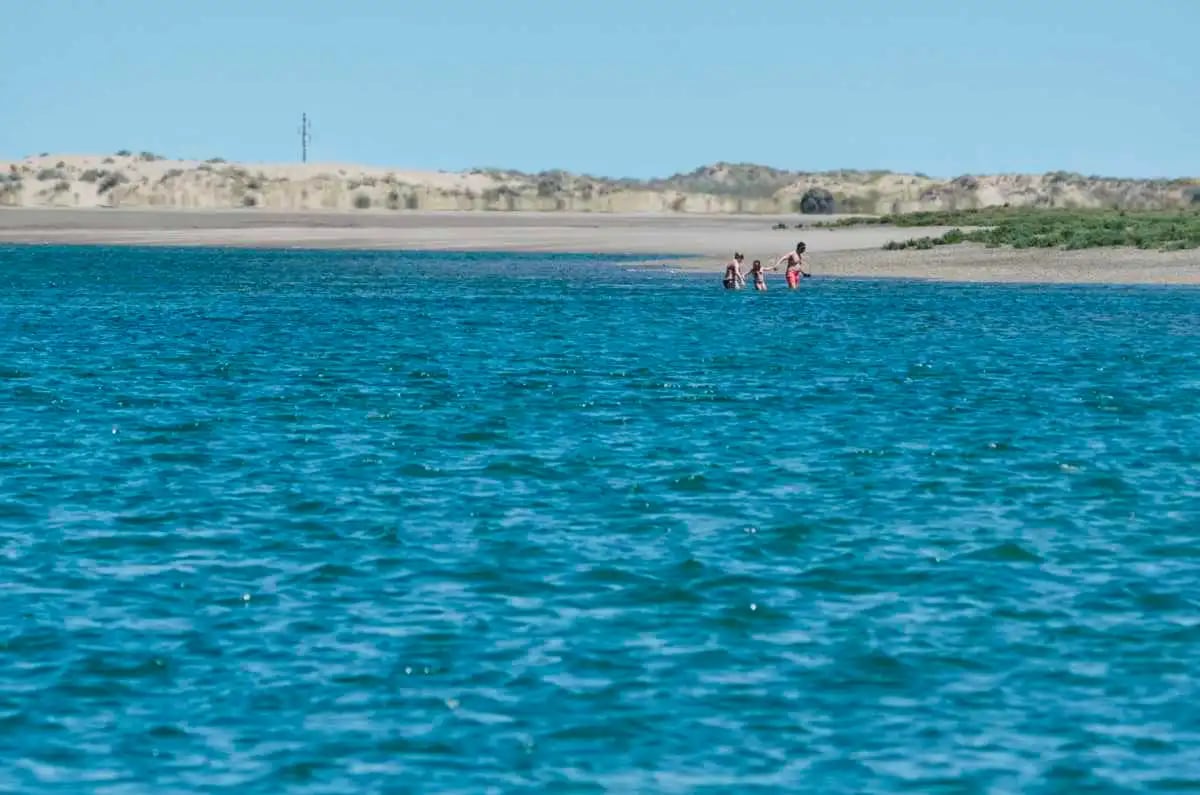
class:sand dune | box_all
[2,154,1197,215]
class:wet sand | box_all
[0,208,1196,284]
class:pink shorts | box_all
[786,270,800,288]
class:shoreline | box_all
[1,208,1197,285]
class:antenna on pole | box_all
[299,112,312,163]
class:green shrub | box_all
[884,235,939,251]
[138,151,163,161]
[53,180,70,193]
[116,149,132,157]
[36,168,62,181]
[80,169,102,183]
[353,193,371,209]
[798,187,836,214]
[97,172,128,193]
[242,195,257,207]
[880,208,1200,251]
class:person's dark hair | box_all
[796,242,807,253]
[734,252,744,260]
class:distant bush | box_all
[885,230,967,250]
[245,178,262,190]
[97,171,128,193]
[771,222,787,230]
[0,172,22,205]
[53,180,70,193]
[798,187,836,214]
[55,160,66,169]
[385,190,401,210]
[159,168,184,183]
[36,168,63,181]
[353,193,371,209]
[242,195,257,207]
[406,194,419,210]
[102,157,115,164]
[116,149,132,157]
[879,208,1200,252]
[206,157,227,164]
[79,169,102,182]
[138,151,164,162]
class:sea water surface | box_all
[1,245,1199,793]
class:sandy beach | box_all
[0,207,1196,285]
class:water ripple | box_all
[1,246,1199,791]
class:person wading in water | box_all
[749,259,767,291]
[722,252,746,290]
[776,242,811,289]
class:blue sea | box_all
[2,245,1199,793]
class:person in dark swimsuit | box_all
[722,252,746,289]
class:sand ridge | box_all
[3,154,1197,215]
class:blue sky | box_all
[2,0,1195,178]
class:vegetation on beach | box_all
[793,187,836,214]
[0,172,22,205]
[869,208,1200,251]
[96,171,129,194]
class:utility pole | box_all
[299,113,312,163]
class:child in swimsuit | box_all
[777,242,811,289]
[750,259,767,291]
